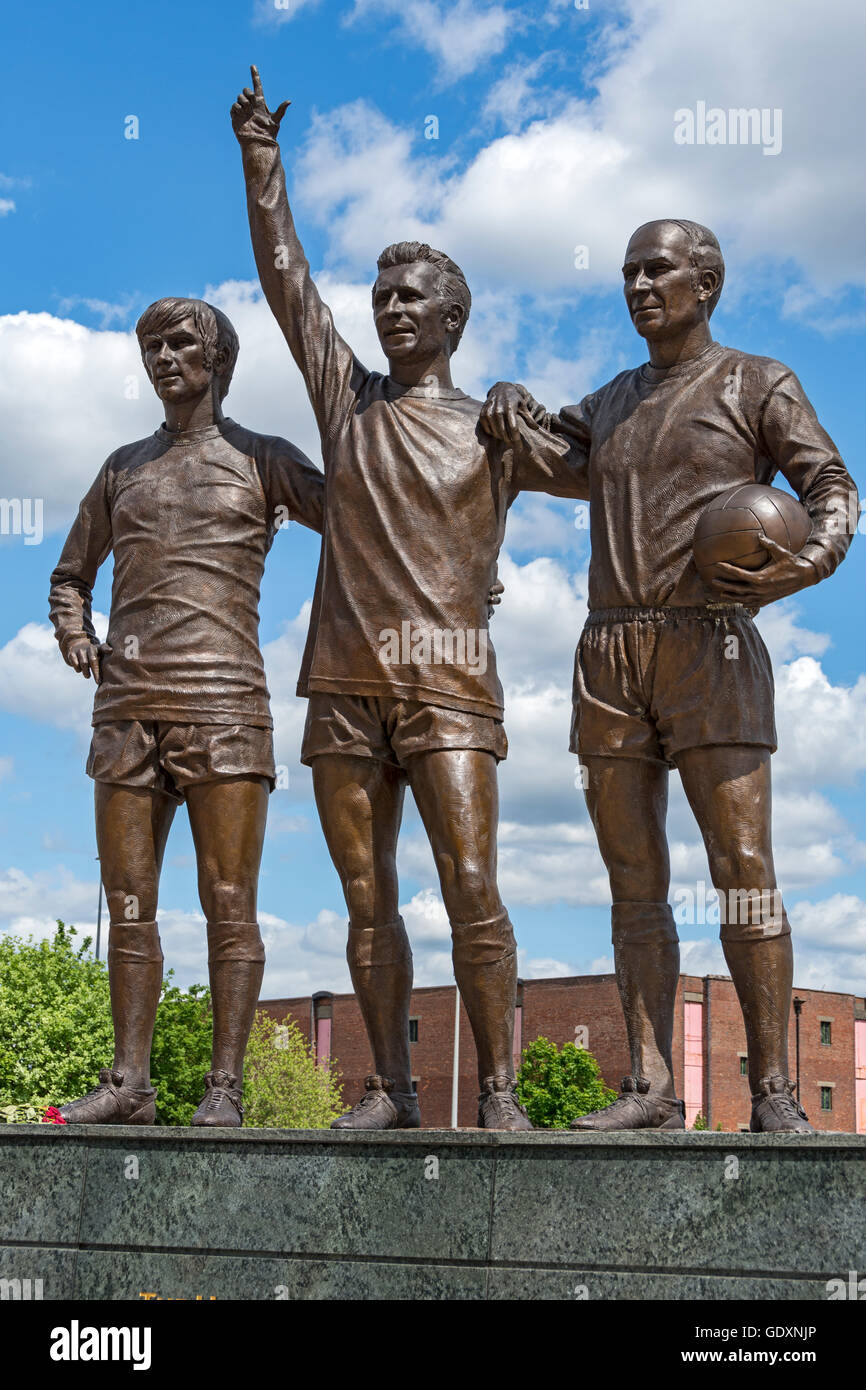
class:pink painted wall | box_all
[513,1004,523,1074]
[684,1001,704,1127]
[316,1016,332,1068]
[855,1019,866,1135]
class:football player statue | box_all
[232,67,589,1130]
[49,297,324,1126]
[482,219,857,1133]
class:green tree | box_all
[0,921,114,1109]
[243,1011,343,1128]
[0,921,214,1125]
[150,980,213,1125]
[692,1112,708,1130]
[516,1036,617,1129]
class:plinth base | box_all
[2,1126,864,1300]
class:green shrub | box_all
[515,1036,616,1129]
[243,1012,343,1128]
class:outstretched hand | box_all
[231,65,290,142]
[708,533,818,607]
[480,382,540,446]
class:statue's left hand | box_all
[708,533,817,606]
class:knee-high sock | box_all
[611,901,679,1096]
[207,921,265,1082]
[108,920,164,1090]
[720,888,792,1091]
[346,917,413,1093]
[451,910,517,1087]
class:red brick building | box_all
[261,974,866,1132]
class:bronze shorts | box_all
[571,605,776,766]
[87,721,276,802]
[301,692,508,770]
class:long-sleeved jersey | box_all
[520,342,856,610]
[49,417,324,726]
[240,135,588,719]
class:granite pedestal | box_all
[1,1126,864,1300]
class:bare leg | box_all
[185,776,269,1085]
[676,745,792,1093]
[95,781,176,1090]
[407,749,516,1087]
[311,755,412,1093]
[583,755,678,1097]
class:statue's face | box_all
[140,315,215,404]
[622,223,708,341]
[372,261,459,365]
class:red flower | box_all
[42,1106,67,1125]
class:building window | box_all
[820,1086,833,1111]
[409,1018,419,1043]
[739,1056,748,1076]
[820,1020,832,1046]
[411,1078,419,1093]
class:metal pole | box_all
[95,857,103,962]
[450,985,460,1128]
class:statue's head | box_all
[622,220,724,341]
[135,298,240,404]
[372,242,471,366]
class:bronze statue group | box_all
[49,69,856,1134]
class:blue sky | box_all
[1,0,864,999]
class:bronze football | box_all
[693,483,812,586]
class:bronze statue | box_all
[49,298,324,1126]
[231,67,588,1130]
[482,219,857,1132]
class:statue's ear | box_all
[697,267,720,303]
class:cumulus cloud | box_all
[0,869,468,994]
[0,279,536,539]
[0,616,108,739]
[282,0,866,322]
[347,0,512,84]
[0,865,100,940]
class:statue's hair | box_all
[375,241,471,351]
[632,219,725,317]
[135,298,240,400]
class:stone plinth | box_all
[1,1127,864,1300]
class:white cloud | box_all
[0,199,15,217]
[0,312,156,531]
[347,0,512,83]
[0,865,99,938]
[482,56,562,131]
[0,867,469,994]
[0,616,107,737]
[283,0,866,319]
[57,296,139,329]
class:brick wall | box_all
[260,975,864,1131]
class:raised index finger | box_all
[251,64,263,96]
